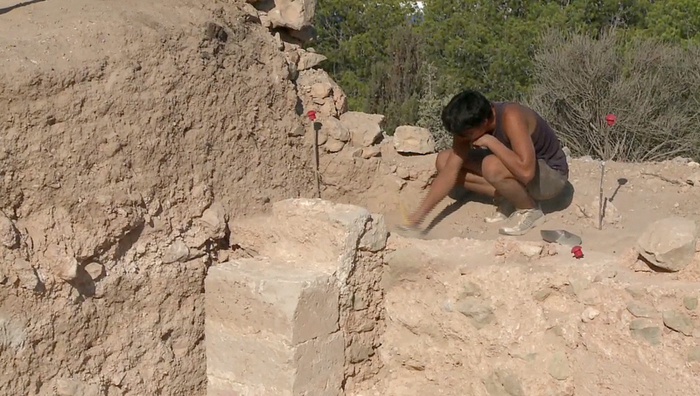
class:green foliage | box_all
[643,0,700,42]
[312,0,700,160]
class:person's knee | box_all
[481,155,509,184]
[435,149,453,173]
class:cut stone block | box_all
[207,331,344,396]
[206,258,344,396]
[206,258,340,345]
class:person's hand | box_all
[471,134,495,149]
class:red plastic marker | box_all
[571,246,584,259]
[307,110,317,121]
[605,114,616,126]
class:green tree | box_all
[312,0,411,111]
[643,0,700,42]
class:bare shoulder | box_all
[501,102,536,133]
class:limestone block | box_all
[393,125,436,154]
[206,258,343,396]
[206,259,340,345]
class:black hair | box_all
[441,90,493,135]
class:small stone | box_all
[288,124,305,137]
[204,22,228,42]
[361,146,381,159]
[404,359,425,371]
[461,281,482,297]
[163,240,189,264]
[630,318,655,330]
[518,242,543,258]
[567,278,589,298]
[393,126,436,155]
[625,286,646,299]
[533,287,553,302]
[687,171,700,186]
[663,310,694,336]
[499,371,524,396]
[688,346,700,362]
[84,263,104,281]
[201,202,228,240]
[324,137,345,153]
[297,51,327,70]
[581,307,600,322]
[358,214,388,252]
[0,214,19,249]
[627,301,658,318]
[578,288,601,305]
[396,167,410,180]
[594,269,617,282]
[547,352,571,381]
[483,370,524,396]
[637,217,697,272]
[631,326,661,345]
[59,257,79,282]
[684,296,698,311]
[455,297,495,329]
[14,259,41,292]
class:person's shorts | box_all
[527,159,568,201]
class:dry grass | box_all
[527,30,700,161]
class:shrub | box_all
[417,62,452,150]
[526,30,700,161]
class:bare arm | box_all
[407,146,467,226]
[481,107,536,184]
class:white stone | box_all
[340,112,384,148]
[267,0,317,31]
[581,307,601,323]
[637,217,697,272]
[393,126,436,154]
[298,51,327,71]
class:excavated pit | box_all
[2,1,700,396]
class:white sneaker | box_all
[498,208,545,236]
[484,199,514,224]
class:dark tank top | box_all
[492,102,569,177]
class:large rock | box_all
[319,117,350,142]
[637,217,697,272]
[340,112,384,148]
[266,0,317,31]
[393,126,436,154]
[297,69,348,118]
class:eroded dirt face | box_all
[0,1,314,394]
